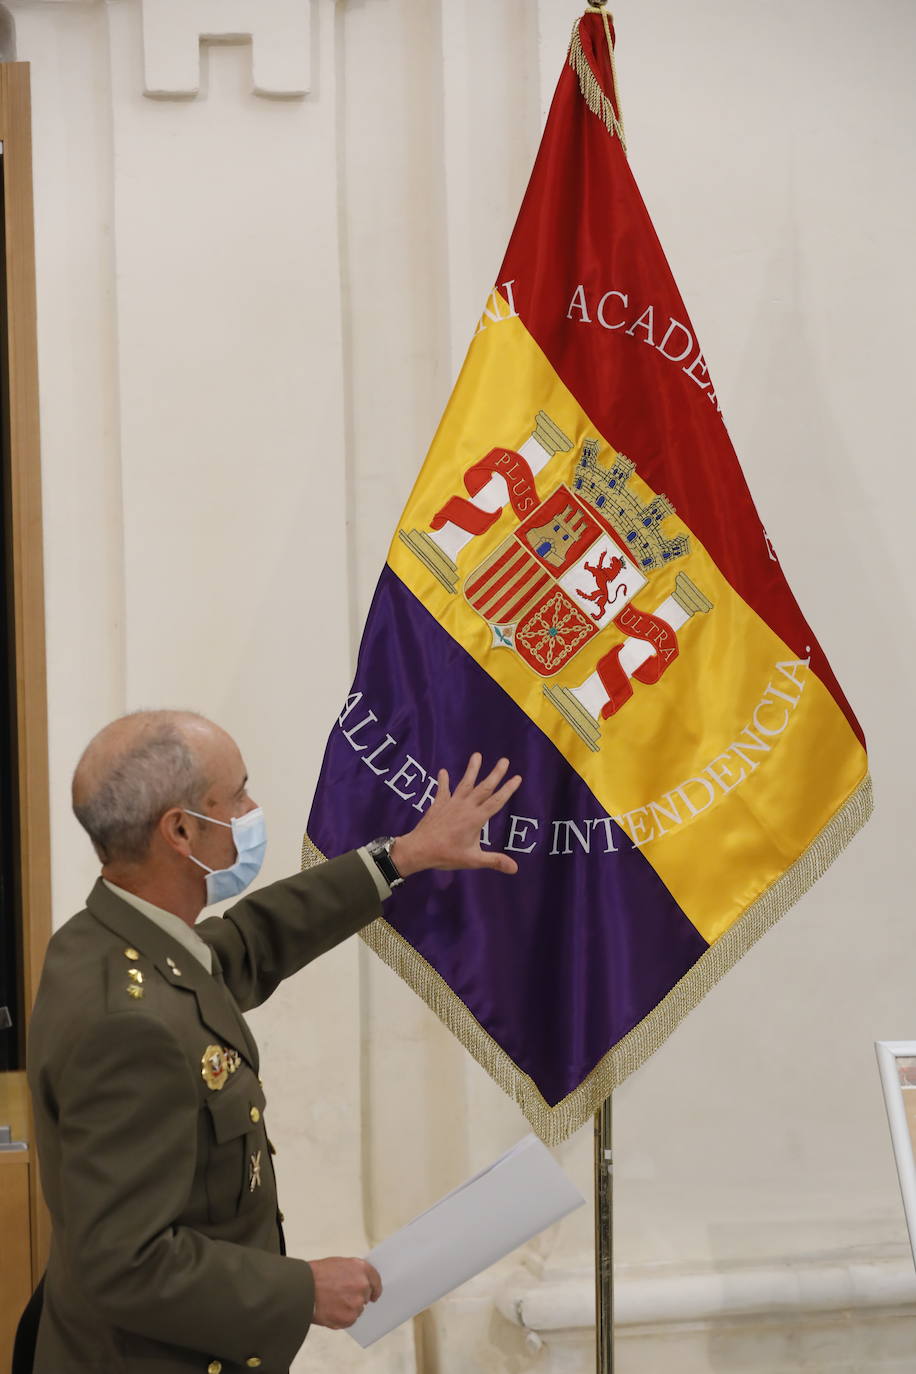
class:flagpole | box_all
[560,5,623,1358]
[586,4,616,1358]
[594,1097,614,1372]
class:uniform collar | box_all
[86,878,259,1071]
[102,879,212,972]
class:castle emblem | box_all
[399,414,712,750]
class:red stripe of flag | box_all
[496,16,863,747]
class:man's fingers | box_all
[365,1262,383,1302]
[311,1255,383,1329]
[477,851,519,876]
[482,773,523,817]
[434,767,451,804]
[474,756,510,797]
[455,752,482,795]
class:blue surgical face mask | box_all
[185,807,267,905]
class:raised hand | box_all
[390,753,522,878]
[309,1255,383,1330]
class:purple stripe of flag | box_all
[307,568,708,1105]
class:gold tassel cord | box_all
[303,769,873,1146]
[570,12,627,154]
[602,13,626,146]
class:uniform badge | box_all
[201,1045,228,1091]
[249,1150,262,1191]
[201,1045,243,1090]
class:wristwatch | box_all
[366,836,405,889]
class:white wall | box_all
[12,0,916,1370]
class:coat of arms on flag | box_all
[402,423,709,746]
[303,12,871,1143]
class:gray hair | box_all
[72,711,210,864]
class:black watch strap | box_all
[366,836,405,889]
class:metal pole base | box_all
[595,1099,613,1373]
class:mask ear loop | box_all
[184,809,232,829]
[183,810,228,876]
[187,854,216,876]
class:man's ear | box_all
[160,806,192,856]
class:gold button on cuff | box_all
[127,968,143,984]
[124,947,140,960]
[207,1363,222,1374]
[126,986,144,1000]
[246,1360,262,1369]
[249,1106,260,1124]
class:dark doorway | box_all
[0,145,24,1071]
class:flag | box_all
[304,12,871,1144]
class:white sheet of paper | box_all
[347,1133,585,1347]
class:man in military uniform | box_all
[26,710,520,1373]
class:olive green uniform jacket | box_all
[27,853,381,1374]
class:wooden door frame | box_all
[0,61,52,1278]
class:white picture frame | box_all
[875,1040,916,1269]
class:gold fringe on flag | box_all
[302,769,873,1146]
[569,12,627,154]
